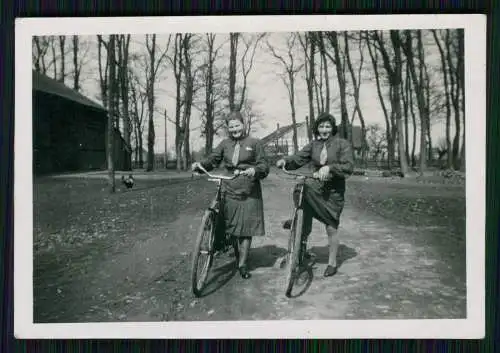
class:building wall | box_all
[33,91,131,175]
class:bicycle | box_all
[279,165,320,297]
[190,164,241,297]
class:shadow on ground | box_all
[247,245,288,271]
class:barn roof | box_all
[32,70,106,112]
[261,121,364,149]
[261,122,307,145]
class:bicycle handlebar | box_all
[192,164,239,180]
[280,165,318,179]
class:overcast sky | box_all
[57,30,458,154]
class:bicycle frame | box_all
[280,166,318,209]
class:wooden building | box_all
[33,70,131,175]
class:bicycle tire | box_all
[191,209,216,297]
[285,208,304,297]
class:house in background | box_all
[33,70,131,175]
[261,121,366,162]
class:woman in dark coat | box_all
[276,112,354,277]
[191,111,270,279]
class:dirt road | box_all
[33,172,466,322]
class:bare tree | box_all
[403,30,428,174]
[97,35,109,109]
[366,31,393,168]
[266,33,304,153]
[181,34,196,170]
[297,32,316,141]
[117,35,132,166]
[72,36,80,90]
[228,32,239,111]
[145,34,170,171]
[389,30,409,175]
[366,123,387,162]
[344,32,367,164]
[50,37,58,79]
[129,69,147,168]
[33,36,51,74]
[231,33,266,112]
[445,29,461,170]
[457,29,465,172]
[106,35,117,193]
[431,29,453,169]
[316,32,331,112]
[58,36,66,83]
[325,31,349,139]
[201,33,225,155]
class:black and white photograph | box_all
[15,15,485,339]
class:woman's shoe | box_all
[238,266,251,279]
[282,219,293,229]
[323,265,338,277]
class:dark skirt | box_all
[222,180,266,238]
[297,179,345,235]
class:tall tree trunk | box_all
[402,59,411,164]
[404,30,428,174]
[303,32,316,140]
[182,35,194,170]
[204,34,216,155]
[318,32,330,112]
[173,34,184,171]
[228,33,239,111]
[119,34,131,170]
[107,35,116,193]
[390,30,409,176]
[423,55,433,163]
[344,32,367,164]
[50,38,57,79]
[432,29,453,169]
[146,34,157,172]
[58,36,66,83]
[457,29,465,172]
[445,29,460,170]
[72,35,80,91]
[329,32,349,139]
[366,33,392,168]
[408,72,418,167]
[97,35,108,110]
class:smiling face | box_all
[317,121,333,140]
[227,119,244,139]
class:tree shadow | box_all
[247,245,288,271]
[308,243,358,267]
[197,259,238,297]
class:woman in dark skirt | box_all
[191,111,270,279]
[276,112,354,277]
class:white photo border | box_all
[15,14,486,339]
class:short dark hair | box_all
[312,112,338,137]
[225,110,245,125]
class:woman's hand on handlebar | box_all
[317,166,330,181]
[276,159,286,169]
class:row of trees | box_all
[266,30,465,175]
[33,29,465,191]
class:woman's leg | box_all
[238,236,252,278]
[324,225,339,277]
[325,225,339,267]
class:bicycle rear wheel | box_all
[191,209,216,297]
[285,208,304,297]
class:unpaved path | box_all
[33,173,466,322]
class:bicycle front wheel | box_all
[285,208,304,297]
[191,209,216,297]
